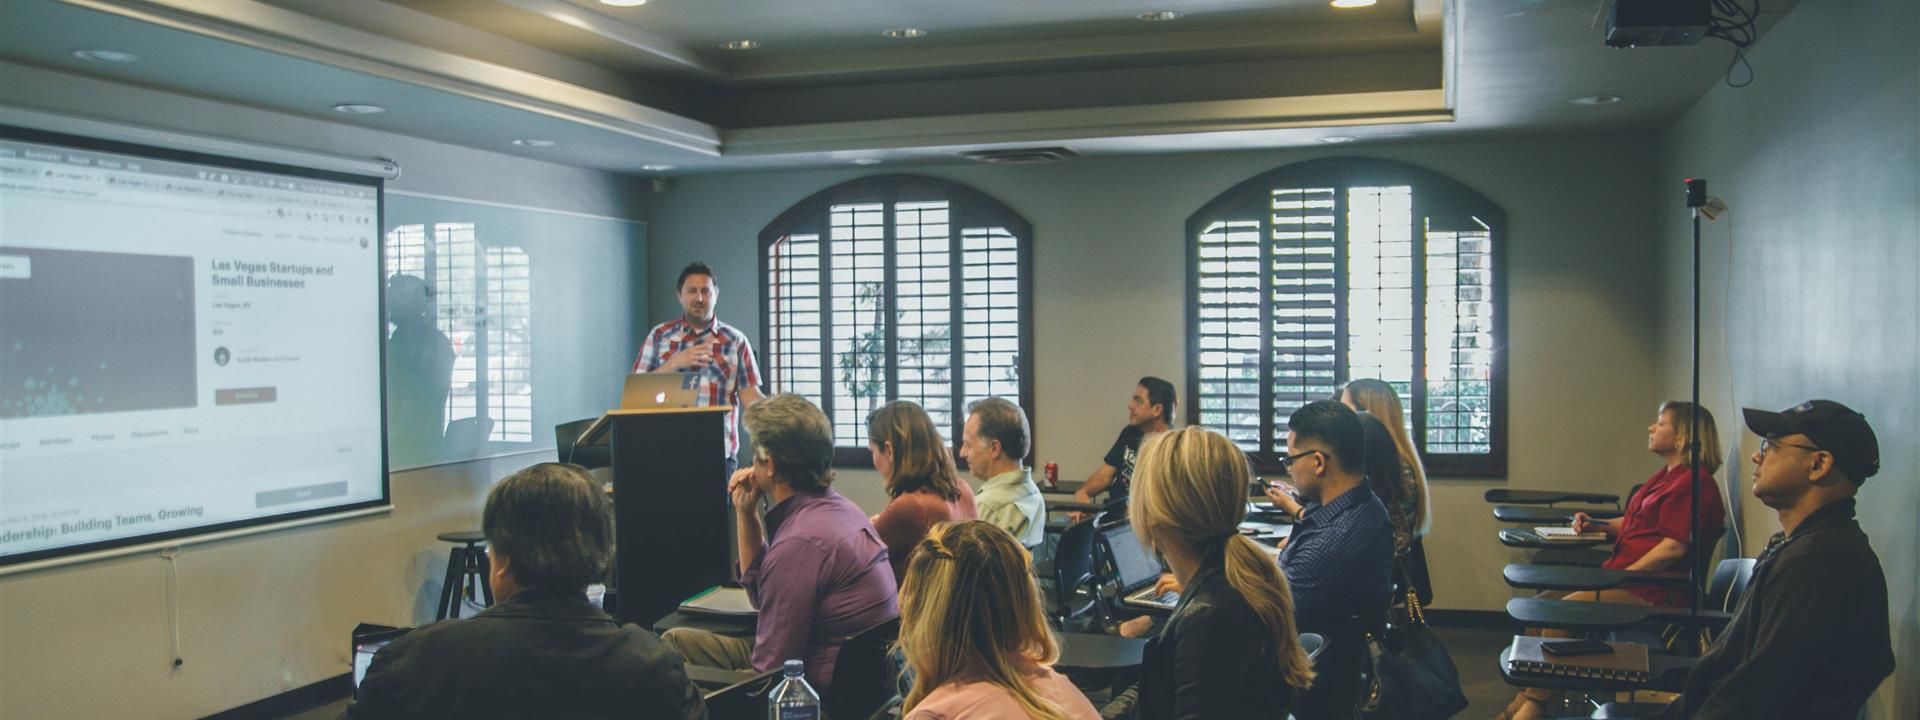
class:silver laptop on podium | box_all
[620,371,702,409]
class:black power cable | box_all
[1705,0,1761,88]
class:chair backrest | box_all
[826,617,902,720]
[1299,596,1392,720]
[1718,558,1757,610]
[444,416,495,456]
[1051,515,1103,614]
[555,417,612,468]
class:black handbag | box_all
[1360,559,1468,720]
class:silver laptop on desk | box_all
[620,371,701,409]
[1105,522,1180,612]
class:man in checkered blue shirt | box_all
[632,262,765,476]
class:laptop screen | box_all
[351,626,412,694]
[1103,523,1165,592]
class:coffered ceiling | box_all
[0,0,1795,173]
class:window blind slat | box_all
[1270,188,1340,447]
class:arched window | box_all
[762,176,1033,461]
[1187,158,1507,476]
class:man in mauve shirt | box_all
[662,394,897,693]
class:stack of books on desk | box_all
[1507,636,1650,683]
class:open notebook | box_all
[679,586,757,617]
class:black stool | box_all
[435,531,493,621]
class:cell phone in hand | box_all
[1541,639,1614,657]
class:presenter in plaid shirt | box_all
[632,262,765,476]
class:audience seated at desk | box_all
[867,400,979,585]
[1657,401,1893,719]
[1069,377,1176,520]
[1102,426,1315,720]
[1272,401,1396,720]
[1337,379,1431,558]
[896,520,1100,720]
[350,463,706,720]
[663,395,897,693]
[1501,401,1727,720]
[962,397,1046,550]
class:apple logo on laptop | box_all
[655,391,667,404]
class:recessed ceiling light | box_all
[331,103,387,115]
[1137,11,1183,21]
[511,139,556,147]
[1570,95,1623,106]
[641,164,675,172]
[599,0,647,6]
[718,39,760,50]
[72,49,139,63]
[883,28,927,39]
[1330,0,1379,9]
[1317,136,1357,144]
[851,158,883,166]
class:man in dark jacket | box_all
[350,463,707,720]
[1659,400,1894,719]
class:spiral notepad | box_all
[1507,636,1650,683]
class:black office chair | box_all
[555,417,612,469]
[443,416,495,457]
[701,667,782,720]
[825,617,901,720]
[1300,632,1326,662]
[1047,514,1106,628]
[1300,598,1390,720]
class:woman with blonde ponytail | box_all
[1103,427,1314,720]
[897,520,1099,720]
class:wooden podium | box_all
[577,406,733,625]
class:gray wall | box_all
[0,62,650,718]
[1654,0,1919,716]
[647,136,1671,614]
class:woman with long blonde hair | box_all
[896,520,1098,720]
[1105,427,1315,719]
[868,401,978,584]
[1341,379,1431,554]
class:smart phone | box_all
[1541,639,1614,657]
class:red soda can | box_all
[1044,462,1059,488]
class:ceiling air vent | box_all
[957,147,1081,164]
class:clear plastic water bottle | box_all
[768,659,821,720]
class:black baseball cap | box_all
[1743,400,1881,484]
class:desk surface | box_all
[1045,499,1105,514]
[1502,564,1689,591]
[1056,632,1147,670]
[1498,528,1607,550]
[1493,506,1622,523]
[1484,489,1621,506]
[653,610,755,638]
[1498,644,1691,693]
[1039,480,1084,496]
[1505,597,1651,631]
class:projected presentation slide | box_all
[0,127,387,565]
